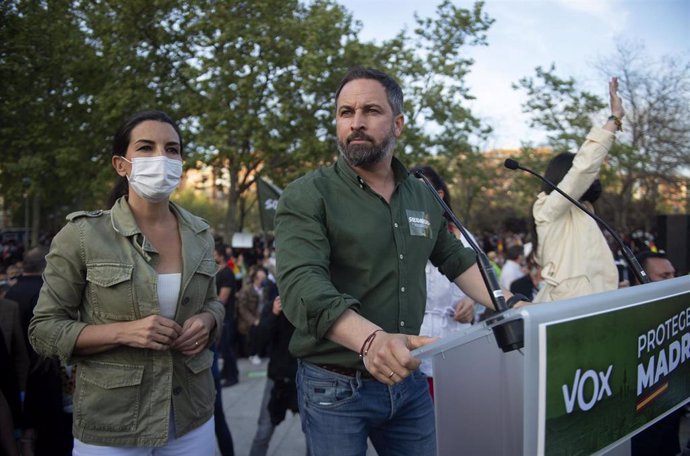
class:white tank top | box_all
[157,273,181,319]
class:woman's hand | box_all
[72,315,182,355]
[172,312,216,355]
[603,77,625,133]
[453,296,475,323]
[120,315,182,350]
[610,77,624,120]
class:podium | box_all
[413,275,690,456]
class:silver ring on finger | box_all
[388,371,395,378]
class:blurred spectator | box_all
[23,357,74,456]
[237,266,278,363]
[630,251,681,456]
[2,239,24,267]
[635,251,676,282]
[210,350,235,456]
[0,328,20,456]
[0,283,29,393]
[248,296,302,456]
[486,250,502,279]
[5,246,47,348]
[499,244,526,290]
[5,264,21,288]
[509,253,543,302]
[214,243,239,387]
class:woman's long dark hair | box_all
[531,152,602,265]
[410,165,453,222]
[106,111,183,208]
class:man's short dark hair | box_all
[505,245,524,261]
[214,243,227,258]
[335,67,404,116]
[635,250,668,269]
[23,246,47,273]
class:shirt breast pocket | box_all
[86,263,137,320]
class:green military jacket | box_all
[29,197,224,447]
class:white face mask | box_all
[122,156,183,202]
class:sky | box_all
[340,0,690,150]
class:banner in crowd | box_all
[539,292,690,455]
[256,176,282,233]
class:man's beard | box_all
[337,126,396,168]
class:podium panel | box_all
[414,276,690,456]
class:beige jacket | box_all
[533,127,619,303]
[29,197,224,447]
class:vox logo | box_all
[561,365,613,414]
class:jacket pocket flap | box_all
[86,263,133,287]
[184,349,214,374]
[80,361,144,389]
[197,259,217,277]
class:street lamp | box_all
[22,177,31,248]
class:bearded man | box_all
[275,67,512,456]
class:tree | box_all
[180,0,378,237]
[595,42,690,230]
[515,45,690,232]
[0,0,105,241]
[0,0,194,239]
[1,0,502,240]
[513,64,606,154]
[72,0,197,200]
[379,0,495,164]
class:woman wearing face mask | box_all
[29,111,225,455]
[532,78,624,303]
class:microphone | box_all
[504,158,520,170]
[503,158,649,285]
[414,171,523,352]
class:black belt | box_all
[317,364,373,379]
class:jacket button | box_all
[173,386,182,396]
[182,297,190,305]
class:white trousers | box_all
[73,417,216,456]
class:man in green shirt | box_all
[275,67,506,456]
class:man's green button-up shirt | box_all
[275,156,476,369]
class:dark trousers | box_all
[212,346,235,456]
[220,312,239,382]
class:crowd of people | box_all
[0,66,686,456]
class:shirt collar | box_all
[335,155,410,191]
[110,196,209,237]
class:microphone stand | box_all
[504,159,649,285]
[414,171,523,352]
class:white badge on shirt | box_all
[406,209,432,238]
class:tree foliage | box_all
[513,45,690,232]
[596,42,690,230]
[513,64,606,154]
[179,0,375,236]
[1,0,105,239]
[381,0,494,163]
[0,0,195,237]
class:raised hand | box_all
[609,77,624,119]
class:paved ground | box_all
[220,358,690,456]
[219,357,306,456]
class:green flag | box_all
[256,176,282,233]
